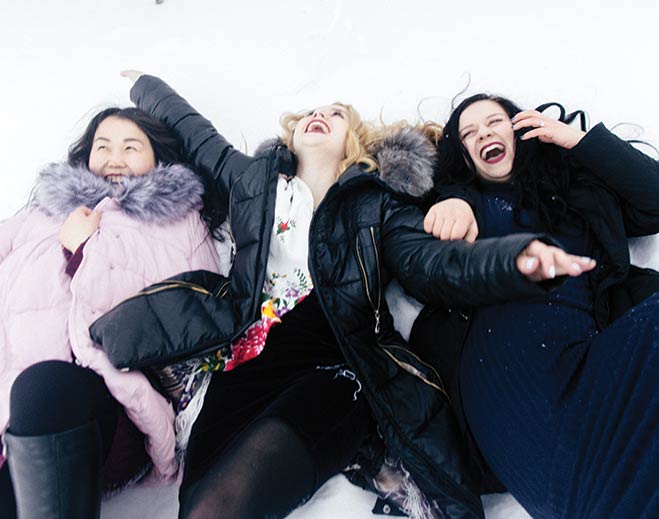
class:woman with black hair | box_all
[0,107,224,519]
[414,94,659,518]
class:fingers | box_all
[120,70,145,83]
[88,210,101,226]
[439,218,456,241]
[512,110,585,149]
[423,199,477,241]
[423,209,436,234]
[517,240,596,282]
[464,222,479,243]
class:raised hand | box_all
[59,206,101,253]
[120,70,145,84]
[424,198,479,242]
[512,110,586,150]
[516,239,596,282]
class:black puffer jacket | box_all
[91,76,556,518]
[412,123,659,493]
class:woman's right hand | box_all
[59,206,101,252]
[516,239,596,282]
[120,70,145,83]
[424,198,479,242]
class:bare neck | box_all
[296,153,340,209]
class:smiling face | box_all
[291,104,350,161]
[458,99,516,183]
[88,116,157,183]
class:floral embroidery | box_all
[193,175,314,387]
[276,216,296,238]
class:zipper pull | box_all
[374,309,381,335]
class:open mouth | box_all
[304,119,331,134]
[480,143,506,164]
[104,174,126,184]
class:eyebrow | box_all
[93,136,144,144]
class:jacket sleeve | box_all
[569,123,659,236]
[130,75,255,201]
[381,196,557,308]
[89,352,179,482]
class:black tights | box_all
[0,360,118,519]
[180,418,316,519]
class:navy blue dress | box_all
[460,183,659,518]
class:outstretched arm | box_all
[122,71,254,201]
[383,198,594,308]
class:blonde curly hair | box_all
[279,103,378,177]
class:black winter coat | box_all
[411,123,659,492]
[91,76,558,518]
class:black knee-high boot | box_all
[3,421,102,519]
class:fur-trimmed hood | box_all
[32,162,204,223]
[254,126,436,198]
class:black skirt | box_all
[182,291,371,489]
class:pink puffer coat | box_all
[0,162,223,482]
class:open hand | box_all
[424,198,479,242]
[516,239,596,282]
[59,206,101,252]
[512,110,586,150]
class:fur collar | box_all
[33,162,204,223]
[253,126,436,198]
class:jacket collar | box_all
[254,126,436,199]
[32,162,205,223]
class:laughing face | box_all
[88,116,157,183]
[292,104,350,161]
[458,100,515,183]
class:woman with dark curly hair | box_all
[414,93,659,519]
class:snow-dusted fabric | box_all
[0,162,222,483]
[198,175,314,372]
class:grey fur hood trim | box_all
[253,127,436,198]
[33,162,204,223]
[367,126,436,198]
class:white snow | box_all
[1,1,657,518]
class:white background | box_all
[1,1,657,517]
[1,0,658,219]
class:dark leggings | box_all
[180,292,372,519]
[0,361,119,519]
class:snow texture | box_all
[2,1,657,518]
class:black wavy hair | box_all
[68,107,226,238]
[436,93,590,232]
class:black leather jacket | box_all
[91,75,554,518]
[412,123,659,494]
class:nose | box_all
[107,150,126,168]
[476,124,492,140]
[311,109,326,119]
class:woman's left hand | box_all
[424,198,479,242]
[516,239,596,282]
[512,110,586,150]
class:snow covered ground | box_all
[1,1,657,518]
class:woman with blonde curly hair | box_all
[91,72,594,519]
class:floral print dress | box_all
[179,175,315,411]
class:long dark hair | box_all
[68,107,226,237]
[436,93,590,232]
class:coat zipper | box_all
[355,226,448,398]
[355,232,380,334]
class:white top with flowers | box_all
[196,174,315,376]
